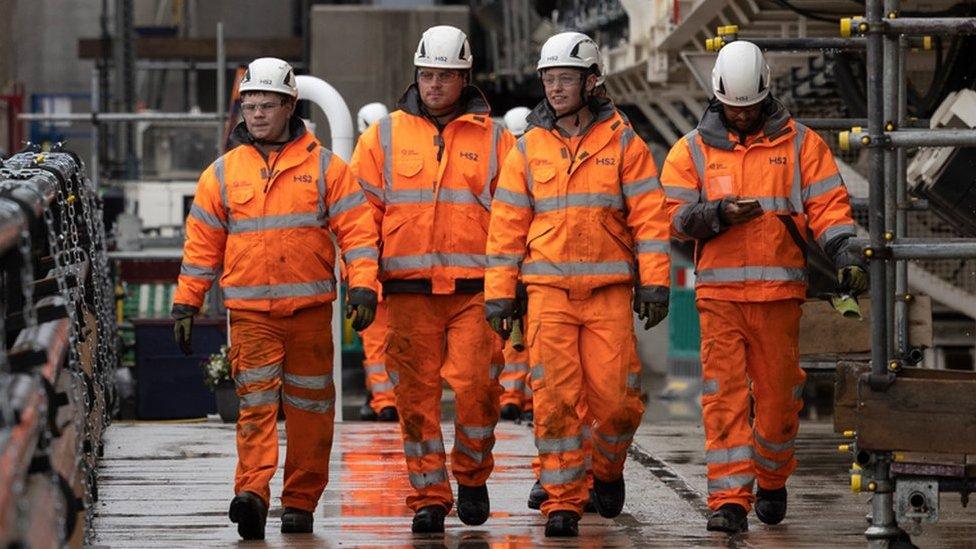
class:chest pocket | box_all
[396,155,424,179]
[704,171,734,201]
[530,161,556,186]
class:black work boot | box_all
[457,484,490,525]
[706,503,749,534]
[584,490,598,513]
[359,392,377,421]
[412,505,447,534]
[755,486,787,525]
[527,480,547,510]
[377,406,398,422]
[228,491,268,540]
[591,476,625,518]
[521,409,534,422]
[280,507,313,534]
[545,510,580,537]
[500,403,521,421]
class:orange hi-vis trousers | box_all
[499,345,532,411]
[360,302,396,412]
[697,298,806,511]
[528,283,644,516]
[385,292,503,512]
[230,304,336,512]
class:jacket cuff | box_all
[636,285,670,305]
[171,303,200,319]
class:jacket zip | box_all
[259,139,297,194]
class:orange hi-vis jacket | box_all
[174,117,379,316]
[661,101,857,302]
[485,98,671,301]
[351,85,514,294]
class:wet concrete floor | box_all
[93,404,976,548]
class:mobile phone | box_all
[734,198,761,208]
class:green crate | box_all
[668,269,701,360]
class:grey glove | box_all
[826,235,869,296]
[346,288,378,331]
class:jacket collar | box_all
[231,114,308,147]
[697,97,793,150]
[526,96,617,137]
[396,84,491,123]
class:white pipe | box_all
[295,74,354,422]
[296,75,354,162]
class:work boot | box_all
[457,484,490,525]
[411,505,447,534]
[228,491,267,540]
[527,480,547,510]
[755,486,787,525]
[377,406,398,422]
[591,476,625,518]
[706,503,749,534]
[544,511,580,537]
[500,403,521,421]
[280,507,313,534]
[521,409,534,422]
[584,490,597,514]
[360,392,377,421]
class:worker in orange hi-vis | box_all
[660,41,867,534]
[485,31,671,538]
[351,25,513,534]
[353,102,398,422]
[172,57,380,540]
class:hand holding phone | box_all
[722,196,763,225]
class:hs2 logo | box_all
[293,174,313,184]
[769,156,787,165]
[460,151,479,162]
[596,157,615,166]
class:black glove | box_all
[513,283,528,319]
[346,287,378,332]
[485,298,516,340]
[826,235,869,296]
[171,303,199,356]
[633,285,669,330]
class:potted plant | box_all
[202,345,238,423]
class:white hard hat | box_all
[537,32,604,86]
[357,102,389,134]
[239,57,298,98]
[711,41,771,107]
[503,107,532,137]
[414,25,473,70]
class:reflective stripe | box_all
[754,196,795,213]
[403,438,446,458]
[540,465,585,486]
[816,223,857,249]
[388,370,400,387]
[382,253,486,271]
[235,363,282,387]
[454,440,485,463]
[708,474,754,493]
[754,452,788,471]
[494,187,532,208]
[792,382,805,401]
[457,424,494,440]
[501,379,526,391]
[686,131,705,184]
[755,433,795,453]
[189,204,226,230]
[522,260,633,277]
[439,188,486,208]
[484,123,504,210]
[317,147,330,217]
[524,384,533,397]
[663,185,700,203]
[283,372,332,390]
[223,280,335,300]
[702,378,719,395]
[530,364,544,381]
[487,253,523,269]
[518,139,533,194]
[379,116,393,192]
[790,124,807,214]
[597,429,636,445]
[536,435,582,453]
[696,266,806,284]
[581,425,592,440]
[409,468,448,489]
[620,128,636,152]
[595,443,619,464]
[489,363,503,380]
[329,191,367,218]
[535,192,624,213]
[359,178,384,202]
[215,156,229,219]
[370,380,394,393]
[636,239,670,255]
[627,372,640,390]
[705,445,753,464]
[802,173,843,202]
[386,189,433,204]
[240,389,279,409]
[364,363,386,375]
[180,262,218,280]
[345,246,379,262]
[504,362,529,374]
[283,393,334,414]
[228,212,323,234]
[621,176,662,199]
